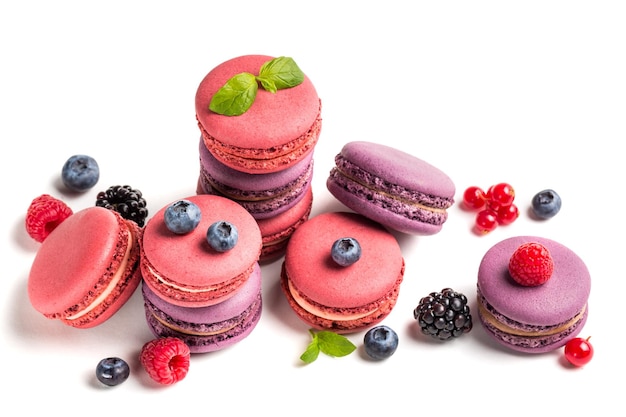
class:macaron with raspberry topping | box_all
[28,206,142,328]
[280,211,405,334]
[476,236,591,353]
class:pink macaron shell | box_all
[28,207,141,328]
[142,263,262,353]
[257,186,313,263]
[284,211,403,309]
[141,194,262,307]
[196,55,321,174]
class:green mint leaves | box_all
[209,56,304,116]
[300,329,357,364]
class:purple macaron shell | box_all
[142,262,262,353]
[327,141,455,235]
[477,236,591,353]
[199,139,313,219]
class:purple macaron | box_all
[326,141,455,235]
[477,236,591,354]
[198,138,313,220]
[142,262,263,353]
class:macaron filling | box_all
[477,290,587,343]
[146,296,261,337]
[329,156,452,225]
[65,228,136,322]
[141,259,251,305]
[199,113,321,174]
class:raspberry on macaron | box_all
[508,242,554,286]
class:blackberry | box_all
[413,288,472,341]
[96,185,148,227]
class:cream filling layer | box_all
[151,312,237,336]
[478,302,586,337]
[288,280,377,321]
[66,231,133,321]
[334,167,448,214]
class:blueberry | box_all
[164,200,202,234]
[207,221,238,252]
[61,154,100,192]
[95,357,130,386]
[331,237,361,266]
[531,189,562,219]
[363,325,399,360]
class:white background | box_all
[1,1,624,414]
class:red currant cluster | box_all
[462,183,519,234]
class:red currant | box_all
[488,182,515,206]
[463,186,487,210]
[564,336,594,367]
[496,203,519,225]
[474,209,498,234]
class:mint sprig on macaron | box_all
[209,56,304,116]
[300,329,356,364]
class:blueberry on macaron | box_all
[164,200,202,234]
[331,237,361,267]
[61,154,100,192]
[207,221,238,252]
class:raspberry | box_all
[25,194,73,243]
[140,337,190,385]
[508,242,554,286]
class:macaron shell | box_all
[477,236,590,326]
[141,194,262,307]
[327,180,443,235]
[257,186,313,263]
[196,55,322,173]
[28,207,141,328]
[143,263,262,353]
[337,141,455,198]
[283,211,403,308]
[198,138,314,219]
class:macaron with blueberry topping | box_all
[280,211,405,334]
[140,194,262,307]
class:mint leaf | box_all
[209,72,258,116]
[209,56,305,116]
[299,329,356,363]
[317,331,357,357]
[257,56,304,93]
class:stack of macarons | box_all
[139,194,264,353]
[195,54,322,262]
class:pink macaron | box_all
[477,236,591,353]
[142,262,262,353]
[197,138,314,220]
[195,54,322,174]
[327,141,455,235]
[28,206,142,328]
[280,211,405,334]
[140,194,262,308]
